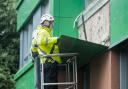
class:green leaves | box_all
[0,0,19,89]
[0,68,15,89]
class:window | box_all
[19,0,50,68]
[19,7,42,68]
[120,48,128,89]
[20,21,33,68]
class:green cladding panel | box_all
[52,0,84,37]
[17,0,40,31]
[59,0,84,17]
[15,62,34,89]
[59,18,78,37]
[110,0,128,47]
[59,35,107,66]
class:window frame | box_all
[20,22,32,68]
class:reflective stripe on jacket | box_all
[31,25,62,63]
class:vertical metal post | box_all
[75,56,78,89]
[67,60,70,89]
[82,13,87,41]
[34,58,41,89]
[41,63,44,89]
[72,57,75,89]
[66,63,68,88]
[68,60,70,82]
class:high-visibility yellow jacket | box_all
[31,25,62,63]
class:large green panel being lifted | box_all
[52,0,84,37]
[110,0,128,47]
[58,35,107,66]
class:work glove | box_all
[32,52,39,58]
[30,50,39,63]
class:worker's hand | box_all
[31,52,39,63]
[30,50,39,59]
[33,52,39,58]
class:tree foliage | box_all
[0,0,19,89]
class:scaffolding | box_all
[40,53,78,89]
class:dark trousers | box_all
[44,62,58,89]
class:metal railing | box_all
[40,53,78,89]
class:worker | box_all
[31,14,62,89]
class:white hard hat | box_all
[40,14,54,24]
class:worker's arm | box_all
[36,30,58,47]
[30,31,39,59]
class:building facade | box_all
[15,0,128,89]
